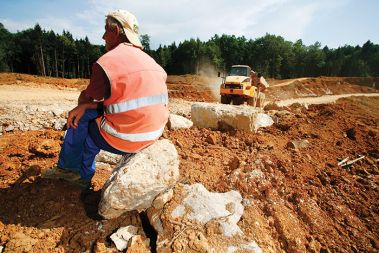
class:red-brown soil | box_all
[0,73,378,252]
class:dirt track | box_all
[277,93,379,106]
[0,73,378,252]
[0,85,78,102]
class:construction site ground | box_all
[0,73,378,252]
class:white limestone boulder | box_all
[191,103,273,131]
[152,183,264,252]
[98,139,180,219]
[171,183,244,237]
[167,113,193,130]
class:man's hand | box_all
[67,104,87,129]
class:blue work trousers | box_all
[57,109,129,180]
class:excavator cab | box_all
[229,66,250,77]
[220,65,267,107]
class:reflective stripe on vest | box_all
[105,93,168,114]
[100,118,165,142]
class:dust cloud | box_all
[197,61,223,101]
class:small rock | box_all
[110,226,139,251]
[96,150,122,165]
[4,125,14,132]
[254,113,274,130]
[167,114,193,130]
[206,134,218,145]
[54,118,67,130]
[153,188,174,209]
[242,198,251,206]
[188,231,211,252]
[286,139,309,150]
[147,207,164,234]
[127,235,150,253]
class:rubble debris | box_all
[339,155,365,167]
[98,139,180,219]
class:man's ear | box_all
[115,25,121,36]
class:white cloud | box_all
[1,0,373,49]
[0,19,33,32]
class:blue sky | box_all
[1,0,378,49]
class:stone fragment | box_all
[96,150,122,165]
[110,226,138,251]
[254,113,274,129]
[147,207,164,234]
[167,113,193,130]
[191,103,273,131]
[4,125,14,132]
[286,139,310,150]
[152,188,174,209]
[54,118,66,130]
[205,134,218,145]
[127,235,150,253]
[187,231,211,252]
[99,139,180,219]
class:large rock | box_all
[98,139,180,219]
[152,183,263,252]
[167,113,193,130]
[171,183,244,237]
[191,103,273,131]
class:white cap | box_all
[106,9,143,48]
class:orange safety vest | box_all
[96,43,168,153]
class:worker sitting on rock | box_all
[43,9,169,189]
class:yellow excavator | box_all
[219,65,268,107]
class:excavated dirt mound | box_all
[166,74,219,102]
[0,73,378,252]
[267,76,378,102]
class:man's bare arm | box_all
[78,90,93,104]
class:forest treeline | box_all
[0,23,378,79]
